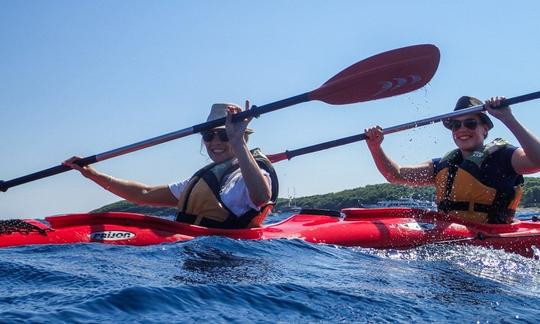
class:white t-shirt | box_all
[169,168,271,217]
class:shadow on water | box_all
[173,241,276,285]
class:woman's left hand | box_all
[225,100,252,144]
[485,96,513,122]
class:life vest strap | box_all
[177,212,255,229]
[438,200,516,223]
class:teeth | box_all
[212,149,225,153]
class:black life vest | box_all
[434,138,523,224]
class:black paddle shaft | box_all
[281,91,540,161]
[0,93,310,192]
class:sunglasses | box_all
[202,129,229,142]
[443,118,479,131]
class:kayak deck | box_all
[1,208,539,258]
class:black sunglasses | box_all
[443,118,479,131]
[202,129,229,142]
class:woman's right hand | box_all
[63,156,94,177]
[225,100,252,145]
[364,126,384,150]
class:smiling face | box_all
[446,113,489,154]
[202,128,235,163]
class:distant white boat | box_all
[277,206,302,213]
[276,187,302,214]
[372,198,436,210]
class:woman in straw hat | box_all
[364,96,540,224]
[64,101,278,229]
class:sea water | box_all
[0,213,539,323]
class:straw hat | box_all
[206,103,254,133]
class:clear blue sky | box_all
[1,1,539,219]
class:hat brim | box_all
[479,113,494,130]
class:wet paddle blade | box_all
[310,44,440,105]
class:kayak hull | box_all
[1,208,539,257]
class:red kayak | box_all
[1,208,539,258]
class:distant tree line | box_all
[274,183,435,211]
[93,177,540,215]
[275,177,540,211]
[522,177,540,207]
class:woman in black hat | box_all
[64,101,278,229]
[365,96,540,224]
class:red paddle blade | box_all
[267,152,288,163]
[310,44,440,105]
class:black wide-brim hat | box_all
[454,96,494,130]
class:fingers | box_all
[225,104,239,124]
[226,104,242,114]
[364,126,383,136]
[225,101,253,123]
[63,156,85,172]
[63,156,80,167]
[225,107,233,123]
[225,102,251,140]
[243,99,253,123]
[364,126,384,142]
[485,96,507,109]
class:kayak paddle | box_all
[1,44,440,192]
[267,91,540,163]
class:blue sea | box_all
[1,212,539,323]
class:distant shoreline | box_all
[93,179,540,216]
